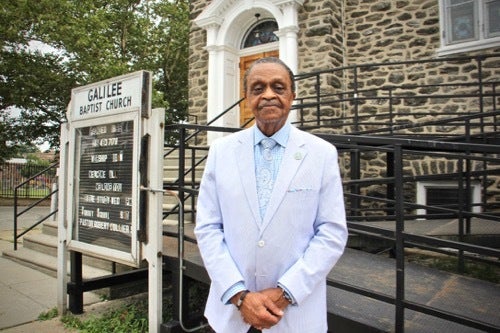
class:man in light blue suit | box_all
[195,57,348,333]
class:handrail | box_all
[13,161,59,250]
[294,53,496,80]
[164,97,244,159]
[162,99,245,220]
[166,123,500,332]
[161,55,500,333]
[292,54,499,142]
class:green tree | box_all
[0,0,189,160]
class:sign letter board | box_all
[75,121,134,253]
[66,71,151,266]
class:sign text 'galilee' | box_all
[76,121,134,252]
[71,72,145,120]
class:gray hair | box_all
[243,57,296,94]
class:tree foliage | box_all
[0,0,189,161]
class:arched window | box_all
[242,20,279,48]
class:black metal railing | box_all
[161,98,245,221]
[164,123,499,332]
[13,161,58,250]
[162,54,500,332]
[292,53,500,142]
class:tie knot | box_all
[261,138,277,150]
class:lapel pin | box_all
[294,152,303,160]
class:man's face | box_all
[245,62,296,136]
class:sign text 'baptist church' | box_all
[71,73,144,120]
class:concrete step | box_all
[162,202,195,212]
[162,204,196,225]
[162,177,202,185]
[163,146,208,165]
[41,220,58,237]
[2,246,109,280]
[23,233,58,256]
[21,229,128,272]
[162,191,198,205]
[163,165,205,179]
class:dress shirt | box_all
[220,123,291,305]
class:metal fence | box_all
[0,162,56,198]
[163,123,500,333]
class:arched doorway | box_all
[239,51,279,127]
[193,0,302,142]
[239,19,279,127]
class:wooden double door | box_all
[239,50,279,127]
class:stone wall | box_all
[189,0,500,124]
[188,0,209,125]
[188,0,500,211]
[297,0,345,120]
[344,0,440,63]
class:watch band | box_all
[236,290,250,310]
[279,286,293,304]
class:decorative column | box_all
[276,1,301,74]
[275,0,303,123]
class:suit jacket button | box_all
[258,240,265,247]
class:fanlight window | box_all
[243,20,279,48]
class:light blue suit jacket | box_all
[194,126,348,333]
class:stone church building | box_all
[188,0,499,130]
[187,0,500,210]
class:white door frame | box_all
[194,0,303,142]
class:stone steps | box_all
[3,220,126,275]
[2,148,206,299]
[2,245,109,280]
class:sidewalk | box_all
[0,238,71,332]
[0,205,102,332]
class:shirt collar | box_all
[254,122,291,148]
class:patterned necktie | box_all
[257,138,277,219]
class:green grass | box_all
[61,301,149,333]
[1,188,51,198]
[38,307,59,321]
[59,282,213,333]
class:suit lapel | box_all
[261,128,307,230]
[235,129,261,225]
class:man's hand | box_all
[260,287,291,311]
[232,291,284,330]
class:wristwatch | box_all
[279,287,293,304]
[236,290,250,310]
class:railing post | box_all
[394,144,405,333]
[457,157,465,274]
[315,74,321,126]
[465,119,472,234]
[476,56,484,135]
[191,147,196,223]
[389,88,394,135]
[353,65,360,133]
[350,148,360,217]
[387,151,395,217]
[13,187,18,250]
[172,126,189,325]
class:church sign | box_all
[64,71,153,266]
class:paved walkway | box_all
[0,238,76,332]
[0,206,100,332]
